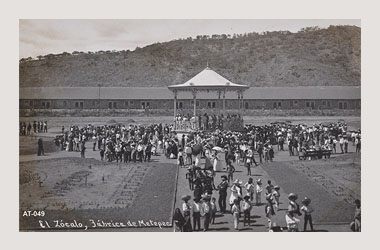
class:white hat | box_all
[233,179,242,185]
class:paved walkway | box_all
[173,148,356,232]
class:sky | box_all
[19,19,360,59]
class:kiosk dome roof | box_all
[168,67,248,90]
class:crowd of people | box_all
[53,123,182,162]
[175,113,244,131]
[173,120,361,232]
[20,121,48,136]
[175,174,319,232]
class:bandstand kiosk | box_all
[168,67,249,131]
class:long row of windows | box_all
[22,100,359,110]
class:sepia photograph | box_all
[18,19,361,232]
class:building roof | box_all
[19,87,173,100]
[168,67,249,90]
[19,86,361,100]
[244,86,361,100]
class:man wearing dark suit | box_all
[37,138,44,156]
[217,175,229,213]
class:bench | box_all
[299,149,332,160]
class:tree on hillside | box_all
[300,26,320,32]
[20,57,33,63]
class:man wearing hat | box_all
[300,196,314,231]
[255,179,263,205]
[217,175,229,213]
[202,195,212,231]
[192,198,202,231]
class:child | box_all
[177,149,184,168]
[151,144,157,156]
[256,179,263,205]
[210,197,217,224]
[300,196,314,231]
[244,178,255,201]
[231,199,240,230]
[242,196,252,226]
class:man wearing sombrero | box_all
[300,196,314,231]
[255,179,263,205]
[201,195,212,231]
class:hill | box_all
[19,25,360,88]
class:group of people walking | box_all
[20,120,48,136]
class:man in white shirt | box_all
[202,197,212,231]
[339,136,344,154]
[301,197,314,231]
[192,198,201,231]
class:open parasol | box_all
[212,146,224,152]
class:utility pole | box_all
[98,84,101,117]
